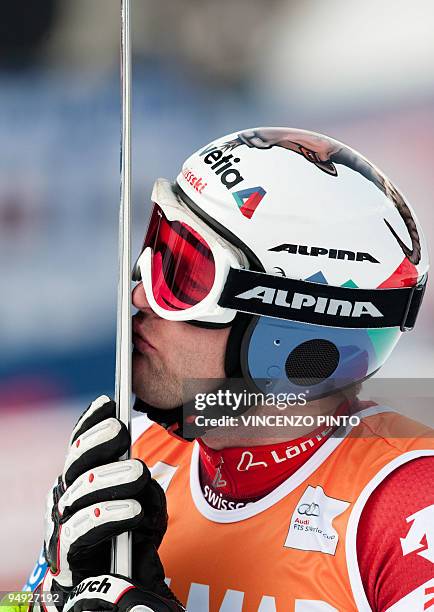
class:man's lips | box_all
[132,325,156,353]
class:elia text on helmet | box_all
[235,286,383,318]
[199,144,244,189]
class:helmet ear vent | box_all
[285,339,340,386]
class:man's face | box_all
[132,282,231,409]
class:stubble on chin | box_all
[132,350,183,409]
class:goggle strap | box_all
[218,268,427,331]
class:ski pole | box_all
[112,0,133,578]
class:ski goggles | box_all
[132,178,246,323]
[133,179,426,330]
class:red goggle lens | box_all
[143,204,216,311]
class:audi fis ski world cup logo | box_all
[198,143,267,219]
[298,502,320,517]
[269,243,380,263]
[285,485,350,555]
[235,285,383,319]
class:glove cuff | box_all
[63,574,185,612]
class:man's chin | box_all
[133,380,184,411]
[132,361,181,410]
[133,391,181,412]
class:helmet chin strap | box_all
[133,312,254,441]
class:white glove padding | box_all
[40,396,167,602]
[63,574,185,612]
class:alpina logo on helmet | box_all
[269,243,380,263]
[235,286,384,318]
[199,144,244,189]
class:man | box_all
[27,128,433,611]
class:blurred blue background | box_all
[1,0,434,587]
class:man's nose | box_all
[132,281,153,312]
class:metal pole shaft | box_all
[113,0,132,577]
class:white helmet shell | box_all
[175,127,428,399]
[177,127,428,290]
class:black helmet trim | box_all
[218,268,427,331]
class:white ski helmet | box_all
[134,127,428,399]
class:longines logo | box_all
[269,243,380,263]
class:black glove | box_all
[63,574,185,612]
[33,396,179,610]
